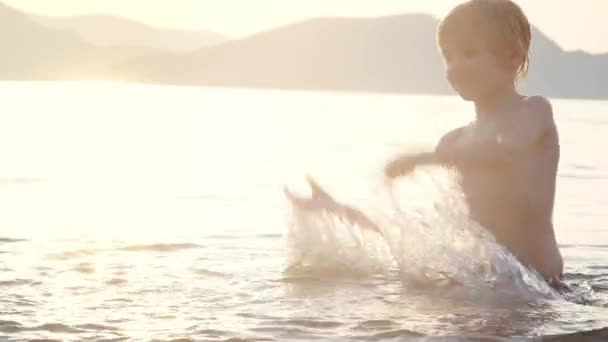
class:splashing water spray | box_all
[284,166,559,301]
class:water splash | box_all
[285,167,558,300]
[285,204,394,278]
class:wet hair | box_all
[437,0,531,78]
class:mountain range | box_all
[34,14,227,52]
[3,2,607,100]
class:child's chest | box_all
[455,117,517,148]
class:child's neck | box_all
[474,84,521,120]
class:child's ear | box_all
[508,44,526,72]
[509,55,521,73]
[500,50,522,74]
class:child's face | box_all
[440,38,515,102]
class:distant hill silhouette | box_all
[1,0,607,100]
[34,14,228,52]
[0,2,154,80]
[118,15,450,94]
[117,14,608,100]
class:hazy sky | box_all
[5,0,608,53]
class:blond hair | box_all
[437,0,531,78]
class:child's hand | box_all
[384,152,438,179]
[384,156,417,179]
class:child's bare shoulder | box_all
[437,125,466,147]
[521,95,554,125]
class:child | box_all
[385,0,563,284]
[285,0,563,288]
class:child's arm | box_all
[385,127,463,179]
[384,152,437,178]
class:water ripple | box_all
[117,243,202,252]
[0,279,41,287]
[0,320,22,333]
[0,321,84,334]
[194,268,230,278]
[543,327,608,341]
[353,319,400,331]
[0,237,26,243]
[282,319,343,329]
[106,278,128,285]
[36,323,82,333]
[76,323,120,331]
[74,263,95,274]
[363,328,424,341]
[54,248,99,260]
[256,234,282,239]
